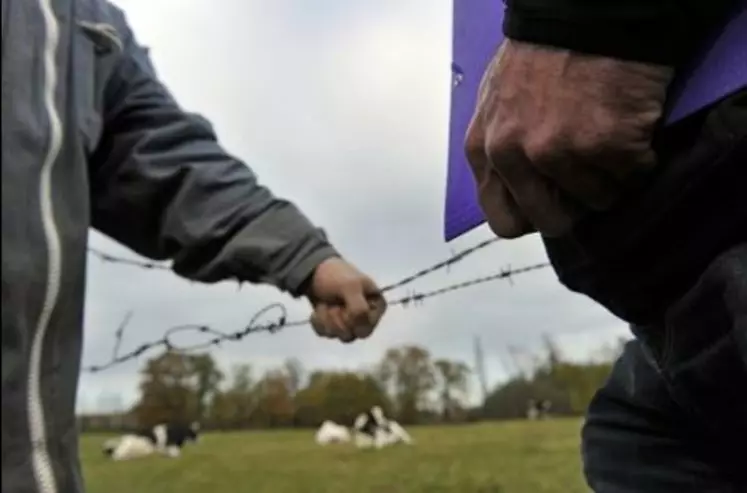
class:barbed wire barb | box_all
[111,310,133,360]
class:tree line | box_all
[79,338,625,431]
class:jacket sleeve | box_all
[89,6,338,296]
[503,0,741,66]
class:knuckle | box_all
[464,131,485,165]
[523,133,565,165]
[351,303,368,315]
[484,124,520,161]
[341,278,361,293]
[524,123,615,167]
[311,323,327,337]
[570,123,618,158]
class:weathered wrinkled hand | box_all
[306,257,387,343]
[465,39,674,238]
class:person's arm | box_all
[503,0,741,65]
[89,6,337,296]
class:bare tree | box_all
[434,359,471,421]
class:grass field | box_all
[81,419,590,493]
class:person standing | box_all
[1,1,386,492]
[465,1,746,491]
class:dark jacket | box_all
[504,0,742,65]
[542,90,746,325]
[502,0,746,324]
[1,1,337,492]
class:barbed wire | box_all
[86,237,502,293]
[83,238,550,373]
[83,263,549,373]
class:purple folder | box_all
[444,5,747,241]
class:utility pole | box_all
[542,333,561,374]
[473,336,488,406]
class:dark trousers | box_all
[542,89,747,492]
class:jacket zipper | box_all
[28,0,63,491]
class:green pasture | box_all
[81,419,589,493]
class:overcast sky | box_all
[77,0,629,413]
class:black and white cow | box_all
[315,420,352,445]
[352,406,412,449]
[526,399,552,420]
[102,422,200,461]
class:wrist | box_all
[292,248,341,299]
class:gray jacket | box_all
[1,1,337,491]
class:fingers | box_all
[463,40,659,238]
[467,110,582,238]
[366,296,387,331]
[524,133,621,211]
[465,117,534,238]
[359,277,387,335]
[311,277,387,344]
[487,141,581,237]
[340,287,372,337]
[311,304,349,341]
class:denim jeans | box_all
[543,89,746,492]
[583,245,746,492]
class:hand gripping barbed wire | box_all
[83,238,550,373]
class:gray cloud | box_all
[78,0,628,412]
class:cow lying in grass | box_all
[315,420,352,445]
[352,406,413,449]
[102,422,200,461]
